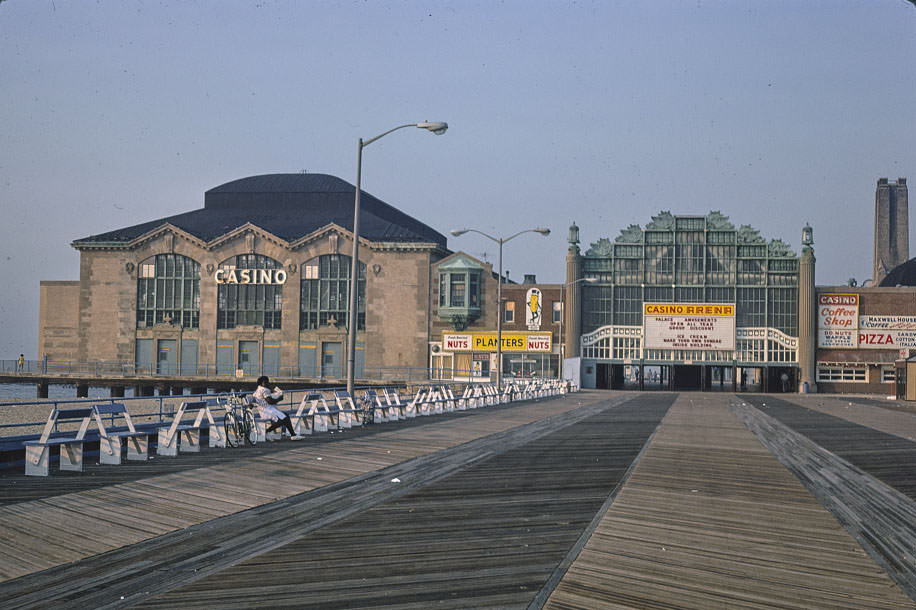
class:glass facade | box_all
[580,212,798,366]
[299,254,366,330]
[217,254,283,329]
[137,254,200,328]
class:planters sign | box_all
[215,268,288,285]
[442,332,552,353]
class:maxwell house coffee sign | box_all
[817,293,858,348]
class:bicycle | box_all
[222,392,258,448]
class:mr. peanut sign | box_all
[526,288,542,330]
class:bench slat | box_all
[55,408,94,420]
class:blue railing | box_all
[0,386,349,442]
[0,358,447,381]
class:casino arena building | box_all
[38,174,450,382]
[564,211,807,392]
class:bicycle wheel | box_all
[243,410,258,445]
[224,411,241,448]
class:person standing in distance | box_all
[251,376,303,440]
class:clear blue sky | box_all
[1,1,915,359]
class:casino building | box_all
[39,173,451,382]
[564,211,805,391]
[37,172,915,397]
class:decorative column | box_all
[565,223,583,361]
[798,224,817,393]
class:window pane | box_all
[137,254,200,329]
[300,254,366,331]
[450,273,466,307]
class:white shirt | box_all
[252,385,285,421]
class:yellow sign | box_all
[644,303,735,316]
[442,332,552,353]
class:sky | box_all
[1,0,915,359]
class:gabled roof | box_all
[72,173,447,249]
[437,252,485,271]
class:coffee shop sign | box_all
[214,268,287,285]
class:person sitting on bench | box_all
[251,376,303,440]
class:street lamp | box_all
[450,227,550,394]
[347,121,448,395]
[558,277,597,380]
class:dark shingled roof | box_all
[879,257,916,287]
[72,173,447,247]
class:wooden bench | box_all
[203,397,228,448]
[406,387,427,417]
[24,407,94,476]
[383,388,409,420]
[93,403,150,465]
[483,384,499,406]
[334,391,364,426]
[438,385,457,412]
[362,389,389,424]
[423,387,445,415]
[157,400,218,456]
[291,392,332,435]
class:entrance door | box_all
[355,341,366,379]
[180,339,198,376]
[673,365,701,390]
[322,342,343,378]
[299,343,318,377]
[238,341,259,376]
[596,363,611,389]
[157,339,177,375]
[262,343,280,376]
[216,343,234,375]
[610,364,625,389]
[136,339,154,375]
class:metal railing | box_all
[0,359,542,383]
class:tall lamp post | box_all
[347,121,448,395]
[558,276,597,380]
[450,227,550,394]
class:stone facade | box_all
[39,174,448,381]
[38,281,80,361]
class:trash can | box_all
[802,381,809,394]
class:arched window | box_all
[300,254,366,330]
[217,254,284,329]
[137,254,200,328]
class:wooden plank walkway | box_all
[543,393,913,609]
[740,394,916,499]
[734,395,916,600]
[120,393,676,609]
[3,391,916,609]
[0,393,607,584]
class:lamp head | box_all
[535,227,551,236]
[450,229,468,237]
[418,121,448,135]
[584,277,598,283]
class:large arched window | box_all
[137,254,200,328]
[217,254,284,329]
[300,254,366,330]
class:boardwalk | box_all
[1,391,915,608]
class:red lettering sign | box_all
[859,333,894,345]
